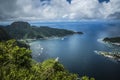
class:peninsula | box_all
[95,37,120,62]
[103,37,120,46]
[95,51,120,62]
[1,21,83,40]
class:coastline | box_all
[96,38,120,62]
[94,50,120,62]
[97,38,120,46]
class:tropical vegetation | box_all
[0,40,95,80]
[2,21,83,39]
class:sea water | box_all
[30,20,120,80]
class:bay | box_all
[30,20,120,80]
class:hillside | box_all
[3,21,83,39]
[0,26,29,48]
[0,27,11,41]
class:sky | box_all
[0,0,120,21]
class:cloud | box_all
[98,0,120,18]
[0,0,18,20]
[0,0,120,21]
[108,12,120,19]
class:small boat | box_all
[55,57,59,62]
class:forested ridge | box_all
[2,21,83,39]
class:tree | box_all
[0,39,32,68]
[0,39,82,80]
[81,76,95,80]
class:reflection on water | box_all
[30,21,120,80]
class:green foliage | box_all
[0,40,80,80]
[16,41,30,49]
[81,76,95,80]
[0,39,32,68]
[0,27,11,41]
[3,21,82,39]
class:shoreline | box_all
[97,38,120,46]
[94,50,120,62]
[18,33,81,43]
[18,35,75,46]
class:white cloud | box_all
[68,0,99,19]
[1,0,120,21]
[98,0,120,18]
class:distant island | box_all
[95,51,120,62]
[1,21,83,40]
[103,37,120,46]
[95,37,120,62]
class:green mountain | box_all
[0,26,29,48]
[3,21,83,39]
[0,27,11,41]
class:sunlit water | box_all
[30,21,120,80]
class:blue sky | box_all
[0,0,120,21]
[67,0,110,3]
[98,0,110,3]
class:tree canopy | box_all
[0,40,95,80]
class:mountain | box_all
[0,27,11,41]
[3,21,83,39]
[0,25,29,48]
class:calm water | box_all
[30,21,120,80]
